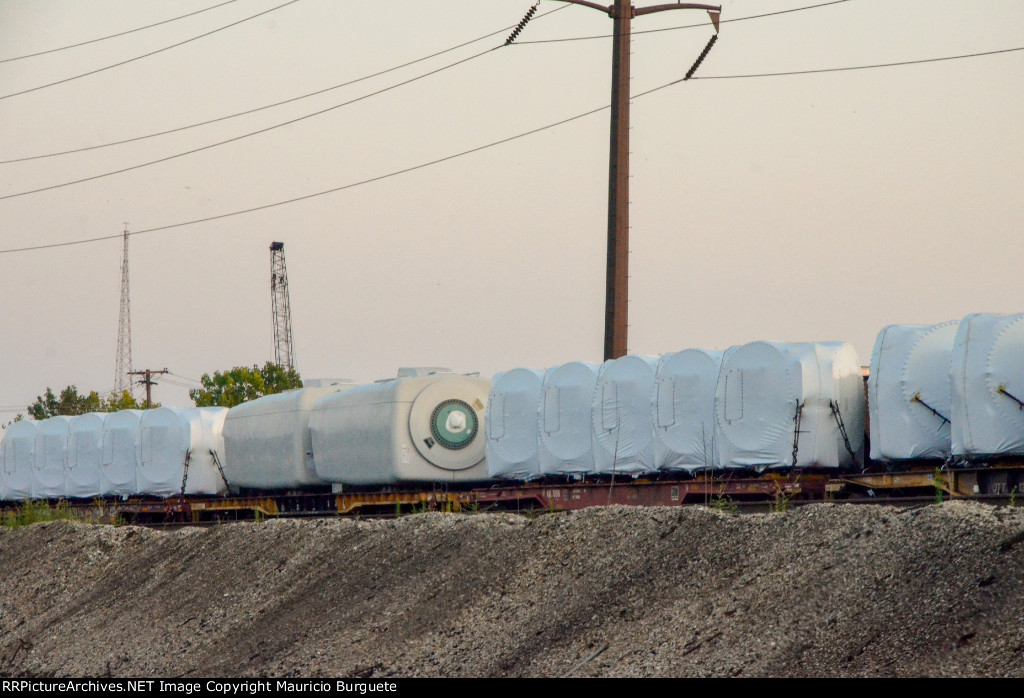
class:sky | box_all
[1,0,1022,419]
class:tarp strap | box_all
[910,393,950,429]
[179,449,192,497]
[209,448,231,492]
[830,400,858,462]
[791,400,805,466]
[998,385,1024,410]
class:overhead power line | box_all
[0,3,570,165]
[0,47,498,201]
[515,0,852,44]
[688,46,1024,79]
[0,0,303,101]
[0,101,609,255]
[0,0,241,64]
[1,44,1021,256]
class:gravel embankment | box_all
[0,501,1022,677]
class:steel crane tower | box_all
[270,242,295,370]
[113,224,134,395]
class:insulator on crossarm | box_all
[684,34,718,80]
[504,2,541,46]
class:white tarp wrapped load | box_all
[869,321,959,461]
[538,362,599,476]
[950,313,1024,457]
[651,348,724,471]
[66,413,106,498]
[1,420,37,500]
[311,372,490,484]
[486,368,544,480]
[138,407,228,497]
[223,384,355,490]
[32,416,71,498]
[716,341,865,469]
[100,410,142,496]
[592,355,659,475]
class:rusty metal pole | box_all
[546,1,721,362]
[605,0,633,361]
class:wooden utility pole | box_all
[128,368,169,409]
[554,1,721,360]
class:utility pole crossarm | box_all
[552,0,614,15]
[635,3,721,17]
[551,0,721,20]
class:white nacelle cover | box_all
[592,355,659,475]
[1,420,37,501]
[538,362,599,476]
[223,385,355,490]
[486,368,544,480]
[66,413,106,499]
[950,313,1024,457]
[138,407,228,497]
[716,341,864,469]
[869,321,959,461]
[32,416,71,498]
[651,348,724,471]
[101,410,142,496]
[310,374,490,485]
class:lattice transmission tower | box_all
[270,241,295,370]
[113,223,134,395]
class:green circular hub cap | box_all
[430,399,478,450]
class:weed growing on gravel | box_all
[709,495,739,515]
[933,469,947,504]
[2,500,75,529]
[770,485,792,514]
[1010,487,1018,508]
[87,499,125,526]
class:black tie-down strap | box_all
[791,400,805,467]
[179,449,192,498]
[830,400,858,463]
[210,449,231,493]
[911,393,950,431]
[179,448,231,497]
[998,385,1024,410]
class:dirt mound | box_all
[1,502,1022,677]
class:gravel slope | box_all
[1,501,1022,677]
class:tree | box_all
[28,386,102,420]
[104,390,149,412]
[189,362,302,408]
[26,386,151,420]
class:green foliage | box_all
[2,500,74,529]
[26,387,151,420]
[29,386,98,420]
[933,468,947,504]
[2,413,24,429]
[104,390,150,412]
[770,484,793,514]
[2,500,127,528]
[709,494,739,514]
[189,362,302,408]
